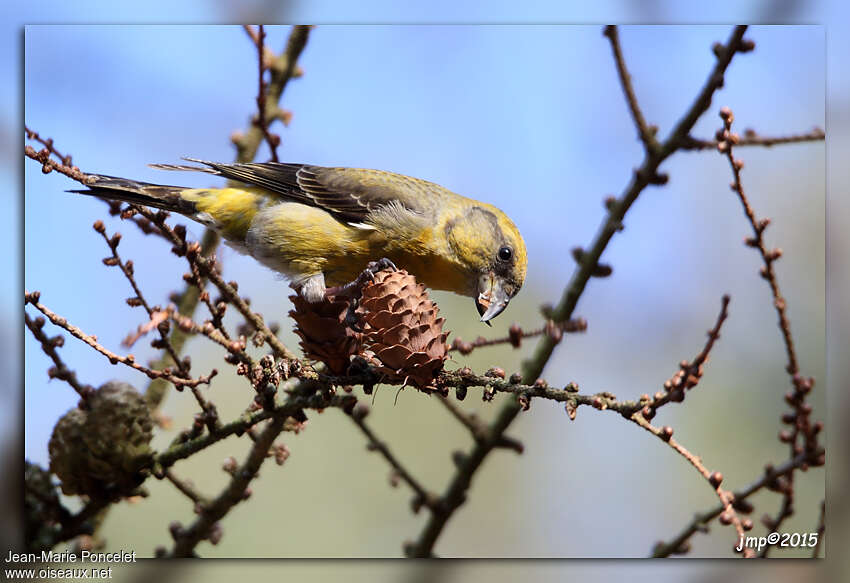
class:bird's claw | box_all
[344,304,365,332]
[351,257,398,289]
[331,258,399,330]
[366,257,398,274]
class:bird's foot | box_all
[326,258,398,331]
[328,258,398,300]
[360,257,398,283]
[344,304,364,332]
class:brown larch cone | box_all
[358,269,449,389]
[49,381,154,498]
[289,293,362,375]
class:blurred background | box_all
[4,0,846,581]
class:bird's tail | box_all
[68,175,197,215]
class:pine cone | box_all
[358,269,449,389]
[48,381,154,498]
[289,293,362,375]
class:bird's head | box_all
[446,204,527,324]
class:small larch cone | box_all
[358,269,449,389]
[48,381,154,498]
[289,293,362,375]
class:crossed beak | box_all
[475,272,511,326]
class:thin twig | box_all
[144,227,222,409]
[448,318,587,355]
[24,310,94,401]
[154,390,355,469]
[94,223,190,379]
[170,416,286,556]
[233,25,311,163]
[25,144,91,184]
[719,109,799,380]
[659,26,750,159]
[652,449,823,557]
[164,469,208,506]
[717,107,822,550]
[25,126,73,165]
[436,395,486,437]
[631,414,750,557]
[25,291,217,389]
[349,411,440,513]
[252,25,280,162]
[242,24,260,45]
[681,127,824,150]
[436,397,523,453]
[640,295,730,413]
[181,251,232,342]
[122,204,298,360]
[603,26,659,153]
[168,309,253,365]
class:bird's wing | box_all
[150,159,438,224]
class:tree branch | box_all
[631,414,751,557]
[25,291,217,389]
[448,318,586,355]
[405,26,754,558]
[164,469,208,507]
[436,396,523,453]
[154,389,355,470]
[144,23,311,408]
[681,127,824,150]
[169,416,286,556]
[349,407,440,513]
[603,26,659,154]
[652,448,823,557]
[717,107,822,552]
[233,25,311,163]
[24,309,94,402]
[249,25,280,162]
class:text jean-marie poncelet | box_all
[5,549,137,564]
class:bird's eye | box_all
[498,246,513,261]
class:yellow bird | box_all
[71,160,527,323]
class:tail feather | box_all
[147,160,221,174]
[69,174,197,215]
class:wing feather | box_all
[153,159,437,223]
